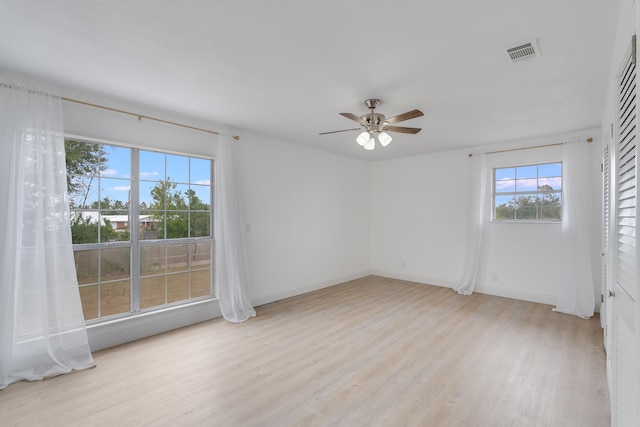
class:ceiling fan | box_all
[320,99,424,150]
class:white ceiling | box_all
[0,1,621,160]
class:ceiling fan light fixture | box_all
[378,131,392,147]
[356,131,370,146]
[363,137,375,151]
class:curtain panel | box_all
[0,84,94,390]
[554,141,596,318]
[215,134,256,323]
[455,153,488,295]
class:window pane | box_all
[167,272,190,303]
[101,146,131,178]
[165,212,189,239]
[68,176,99,209]
[495,179,515,193]
[516,178,537,192]
[515,207,537,219]
[190,212,211,237]
[167,244,189,273]
[71,212,99,244]
[539,177,562,190]
[140,181,161,210]
[65,140,102,177]
[190,157,211,185]
[495,195,515,219]
[141,245,166,276]
[79,284,98,320]
[495,168,515,180]
[140,151,165,181]
[191,242,211,269]
[99,178,130,209]
[191,269,211,298]
[140,276,166,309]
[538,163,562,178]
[100,247,130,282]
[102,213,130,241]
[74,249,99,285]
[167,154,189,184]
[167,184,189,210]
[100,280,131,317]
[539,192,562,206]
[139,210,162,240]
[516,165,537,179]
[540,206,562,220]
[189,184,211,207]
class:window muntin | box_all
[65,139,214,322]
[493,162,562,221]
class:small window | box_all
[493,162,562,221]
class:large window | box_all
[65,138,214,321]
[493,162,562,221]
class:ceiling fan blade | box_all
[385,125,422,134]
[319,127,362,135]
[339,112,366,124]
[385,109,424,124]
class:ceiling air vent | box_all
[506,39,541,63]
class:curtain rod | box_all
[468,137,592,157]
[61,97,240,140]
[0,84,239,140]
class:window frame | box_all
[492,161,563,223]
[66,135,215,324]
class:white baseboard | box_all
[252,271,371,307]
[473,284,556,306]
[87,298,221,352]
[370,270,456,289]
[371,271,558,307]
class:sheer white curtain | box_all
[0,84,94,390]
[215,134,256,323]
[455,154,488,295]
[554,141,595,318]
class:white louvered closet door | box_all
[612,37,638,427]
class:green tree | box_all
[187,189,210,237]
[495,185,561,220]
[148,181,211,238]
[64,139,107,209]
[91,197,129,214]
[150,179,188,238]
[70,216,120,243]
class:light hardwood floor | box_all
[0,276,609,426]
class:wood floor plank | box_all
[0,276,609,426]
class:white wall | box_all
[370,150,470,287]
[237,132,371,305]
[371,129,602,307]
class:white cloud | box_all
[495,180,514,190]
[140,171,159,178]
[102,169,118,177]
[112,186,131,191]
[194,180,210,185]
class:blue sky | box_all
[86,146,212,208]
[495,163,562,193]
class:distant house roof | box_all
[73,212,155,224]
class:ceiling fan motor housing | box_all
[361,113,388,132]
